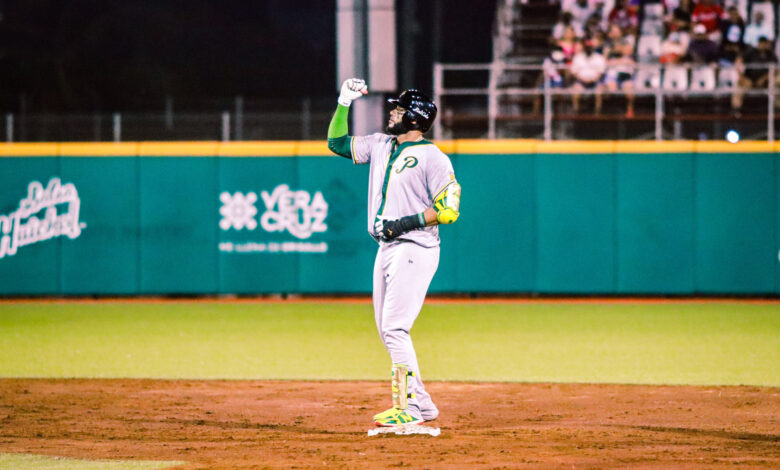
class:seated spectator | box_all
[607,0,639,34]
[552,11,584,40]
[571,39,607,114]
[568,0,595,38]
[588,28,609,54]
[562,0,604,12]
[584,13,606,39]
[544,47,570,88]
[720,6,745,48]
[719,41,741,67]
[732,37,779,114]
[593,0,611,30]
[691,0,725,42]
[660,31,688,64]
[666,0,694,33]
[557,25,582,62]
[743,11,775,49]
[605,24,635,58]
[625,0,641,14]
[685,23,720,64]
[533,47,570,114]
[604,40,637,117]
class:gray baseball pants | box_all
[373,240,440,420]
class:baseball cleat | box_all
[375,405,438,422]
[373,407,399,422]
[373,408,423,427]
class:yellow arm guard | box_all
[433,182,461,224]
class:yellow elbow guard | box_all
[433,182,461,224]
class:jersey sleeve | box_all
[350,133,386,165]
[426,149,457,200]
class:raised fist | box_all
[338,78,368,107]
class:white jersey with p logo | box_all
[350,133,457,247]
[349,131,457,421]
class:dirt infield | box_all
[1,380,778,469]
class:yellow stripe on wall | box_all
[694,141,776,153]
[219,141,297,156]
[296,141,331,156]
[454,139,537,154]
[614,141,695,153]
[139,141,220,156]
[537,141,616,154]
[59,142,141,156]
[0,140,777,157]
[0,143,59,156]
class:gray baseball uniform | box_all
[351,132,457,420]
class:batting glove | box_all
[338,78,368,107]
[374,214,425,241]
[374,217,390,240]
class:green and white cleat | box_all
[373,407,423,427]
[373,407,399,422]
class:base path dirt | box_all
[0,380,778,469]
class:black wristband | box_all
[397,213,425,232]
[381,213,426,240]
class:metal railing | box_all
[433,62,779,141]
[2,97,332,142]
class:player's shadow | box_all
[609,424,780,443]
[161,417,362,436]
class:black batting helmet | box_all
[387,89,437,133]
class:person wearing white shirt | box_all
[571,40,607,114]
[743,11,774,48]
[568,0,595,36]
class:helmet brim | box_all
[386,98,402,107]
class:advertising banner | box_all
[0,142,778,295]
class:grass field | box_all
[0,454,183,470]
[1,299,778,386]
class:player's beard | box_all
[386,119,406,135]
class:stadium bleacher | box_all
[479,0,780,139]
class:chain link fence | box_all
[3,97,334,142]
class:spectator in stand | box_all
[625,0,641,14]
[557,25,582,62]
[561,0,604,11]
[691,0,725,41]
[604,37,637,117]
[720,6,745,48]
[685,23,720,64]
[667,0,694,34]
[544,47,569,88]
[605,23,635,57]
[584,13,606,39]
[593,0,612,30]
[571,39,607,114]
[719,41,741,66]
[568,0,595,38]
[732,37,778,115]
[660,31,688,64]
[607,0,639,34]
[591,29,609,54]
[552,11,584,40]
[743,11,775,49]
[533,47,569,114]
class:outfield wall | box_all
[1,140,778,296]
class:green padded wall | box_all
[0,143,777,295]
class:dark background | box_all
[0,0,497,113]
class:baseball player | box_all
[327,78,461,426]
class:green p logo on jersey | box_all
[396,156,419,174]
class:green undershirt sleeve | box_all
[327,105,352,159]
